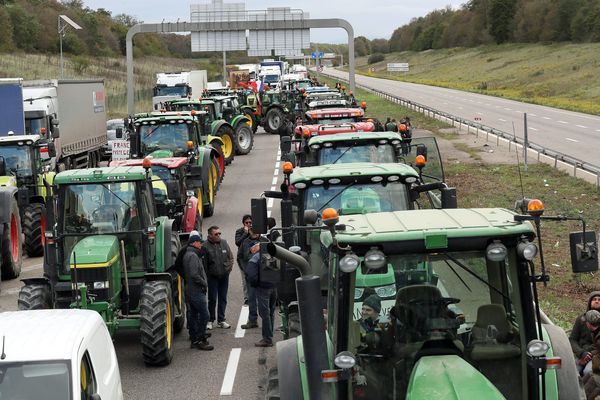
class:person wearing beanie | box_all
[360,294,382,334]
[570,291,600,375]
[183,231,213,351]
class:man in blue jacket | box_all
[246,242,277,347]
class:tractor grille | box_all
[72,267,111,302]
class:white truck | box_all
[152,70,208,110]
[0,309,123,400]
[22,79,107,170]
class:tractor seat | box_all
[470,304,521,361]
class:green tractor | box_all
[0,135,56,269]
[258,202,597,399]
[128,112,223,217]
[164,99,237,165]
[17,165,193,366]
[200,95,255,155]
[240,89,293,135]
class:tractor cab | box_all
[0,135,52,195]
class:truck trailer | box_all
[0,78,26,136]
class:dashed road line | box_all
[498,118,507,122]
[267,198,274,209]
[566,138,579,143]
[271,177,278,185]
[576,125,587,129]
[234,306,250,338]
[529,113,537,117]
[557,120,568,124]
[529,127,538,131]
[220,348,242,396]
[543,117,551,120]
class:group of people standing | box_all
[180,214,280,351]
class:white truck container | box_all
[0,309,123,400]
[152,70,208,110]
[22,79,107,170]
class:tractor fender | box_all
[199,148,214,196]
[276,337,304,400]
[161,218,177,272]
[241,106,255,115]
[0,187,18,228]
[21,277,51,287]
[181,195,199,233]
[144,273,174,284]
[543,323,586,400]
[231,115,250,129]
[207,135,224,150]
[213,120,233,135]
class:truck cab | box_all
[0,309,123,400]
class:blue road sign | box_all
[311,51,324,59]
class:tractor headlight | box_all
[364,248,386,270]
[354,287,364,300]
[527,339,550,357]
[334,351,356,369]
[518,241,538,260]
[375,284,397,299]
[486,241,508,262]
[93,281,108,289]
[339,254,360,273]
[310,144,320,150]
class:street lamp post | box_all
[58,15,82,79]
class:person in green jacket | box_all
[570,291,600,375]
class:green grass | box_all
[349,43,600,115]
[322,75,600,330]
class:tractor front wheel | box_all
[23,203,46,257]
[140,280,174,366]
[217,126,235,165]
[235,124,254,155]
[266,367,281,400]
[266,108,284,134]
[1,199,22,280]
[18,283,53,310]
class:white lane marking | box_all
[504,107,511,111]
[275,161,280,169]
[566,137,579,143]
[235,306,250,338]
[557,120,568,124]
[270,186,276,191]
[529,127,538,131]
[273,170,278,176]
[267,198,274,209]
[498,118,507,122]
[576,125,587,129]
[267,210,271,218]
[477,112,483,115]
[529,113,537,117]
[543,117,551,120]
[220,348,242,396]
[272,177,278,185]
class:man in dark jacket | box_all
[570,291,600,375]
[240,231,261,330]
[246,243,277,347]
[183,232,213,350]
[204,225,234,329]
[235,214,252,304]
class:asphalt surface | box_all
[322,67,600,168]
[0,130,283,399]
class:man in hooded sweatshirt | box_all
[570,291,600,375]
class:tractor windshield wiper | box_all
[101,184,131,208]
[330,144,355,165]
[317,181,356,212]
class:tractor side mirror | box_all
[186,165,203,189]
[441,187,457,209]
[51,118,60,139]
[280,135,292,154]
[251,198,268,234]
[47,142,57,158]
[116,128,123,139]
[165,181,181,201]
[570,231,598,273]
[129,131,139,158]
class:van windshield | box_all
[0,360,71,400]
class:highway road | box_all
[0,131,283,400]
[323,67,600,168]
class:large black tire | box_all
[266,367,280,400]
[18,283,53,310]
[1,199,22,280]
[217,125,236,165]
[244,110,258,133]
[170,235,185,334]
[235,124,254,155]
[23,203,46,257]
[140,280,174,366]
[266,108,285,135]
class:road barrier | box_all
[320,70,600,187]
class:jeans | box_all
[256,286,277,343]
[238,260,248,301]
[578,360,593,376]
[187,291,209,342]
[208,274,229,323]
[246,281,258,323]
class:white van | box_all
[0,309,123,400]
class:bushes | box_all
[368,53,385,64]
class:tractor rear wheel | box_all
[18,283,52,310]
[287,311,301,339]
[1,199,22,280]
[266,108,284,134]
[244,110,258,133]
[140,280,174,366]
[209,141,225,184]
[23,203,46,257]
[235,124,254,155]
[171,235,185,334]
[203,165,216,218]
[217,126,235,165]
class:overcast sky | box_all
[83,0,466,43]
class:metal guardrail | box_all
[320,70,600,186]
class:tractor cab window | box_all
[139,124,189,156]
[318,143,396,165]
[345,249,524,400]
[0,144,33,177]
[303,181,410,216]
[25,116,48,137]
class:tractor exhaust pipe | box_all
[296,275,330,400]
[267,242,310,276]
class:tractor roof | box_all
[306,108,364,119]
[0,309,107,362]
[0,135,43,145]
[54,166,146,184]
[134,112,204,124]
[290,162,418,184]
[308,131,401,145]
[110,157,188,169]
[336,208,535,246]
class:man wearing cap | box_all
[571,291,600,375]
[183,231,213,351]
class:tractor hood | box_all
[148,149,174,159]
[406,355,505,400]
[0,176,16,187]
[69,236,120,268]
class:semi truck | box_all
[22,79,107,170]
[152,70,208,111]
[0,78,26,136]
